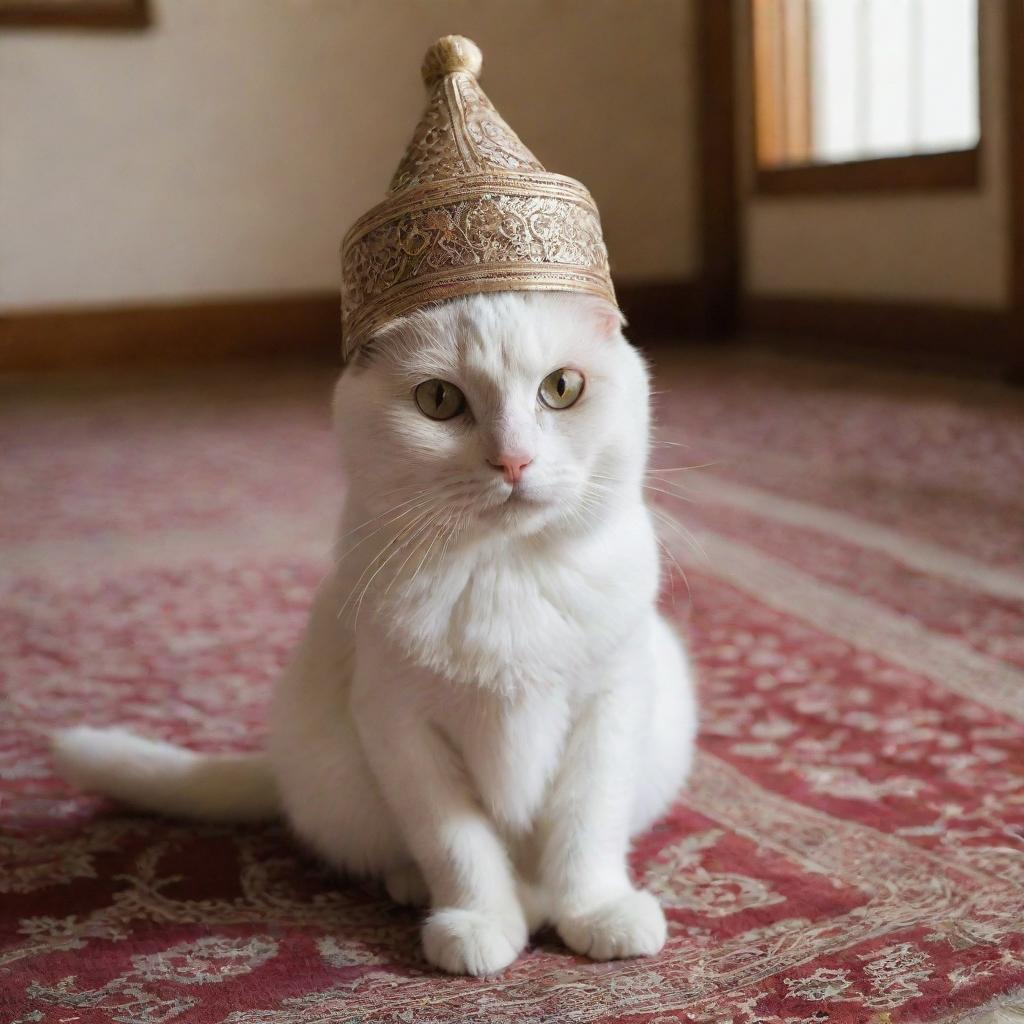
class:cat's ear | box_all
[575,295,625,340]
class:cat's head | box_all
[333,291,650,541]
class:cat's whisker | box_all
[564,498,598,531]
[654,535,690,606]
[648,509,695,603]
[670,517,710,567]
[317,494,433,591]
[579,476,698,596]
[648,505,711,567]
[647,461,722,474]
[373,480,431,499]
[347,516,436,627]
[335,489,432,545]
[576,482,617,517]
[338,500,442,622]
[586,472,637,489]
[352,515,438,626]
[406,512,451,595]
[373,472,479,501]
[436,514,463,565]
[642,483,696,505]
[385,505,456,598]
[644,480,701,503]
[332,494,439,570]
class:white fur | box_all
[52,292,698,976]
[51,726,277,822]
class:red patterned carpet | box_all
[2,350,1023,1024]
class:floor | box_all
[2,347,1023,1024]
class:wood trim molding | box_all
[1008,0,1024,311]
[751,0,812,167]
[0,293,341,373]
[743,294,1022,371]
[0,280,709,373]
[755,147,981,197]
[696,0,740,336]
[616,279,708,343]
[0,0,148,28]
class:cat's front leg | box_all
[539,682,667,961]
[352,669,527,976]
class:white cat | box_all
[52,291,698,977]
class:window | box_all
[752,0,981,193]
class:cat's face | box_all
[334,291,650,541]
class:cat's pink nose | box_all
[488,453,533,485]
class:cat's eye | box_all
[539,368,584,410]
[414,378,466,420]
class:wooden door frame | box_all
[1008,0,1024,316]
[695,0,740,337]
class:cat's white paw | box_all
[557,889,666,961]
[422,907,526,976]
[384,864,429,907]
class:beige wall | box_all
[740,0,1011,308]
[0,0,699,312]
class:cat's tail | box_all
[51,726,280,823]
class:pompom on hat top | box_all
[340,35,618,362]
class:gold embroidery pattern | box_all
[388,86,467,192]
[453,74,545,175]
[341,178,611,351]
[340,39,617,361]
[389,74,543,192]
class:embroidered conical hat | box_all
[340,35,618,362]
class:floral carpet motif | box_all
[2,352,1023,1023]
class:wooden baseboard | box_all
[0,293,342,373]
[0,279,711,373]
[616,278,713,342]
[0,0,149,28]
[6,288,1015,375]
[743,294,1023,372]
